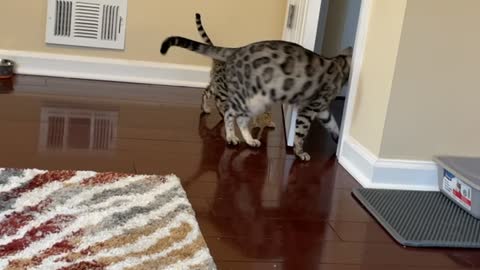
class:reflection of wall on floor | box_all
[38,107,118,153]
[314,0,361,96]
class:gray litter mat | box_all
[352,188,480,248]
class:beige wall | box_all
[351,0,480,161]
[0,0,287,66]
[379,0,480,160]
[349,0,408,156]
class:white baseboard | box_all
[338,136,376,188]
[339,136,439,191]
[0,50,210,88]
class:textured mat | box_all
[0,168,216,269]
[352,188,480,248]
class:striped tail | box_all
[195,13,213,45]
[160,36,233,61]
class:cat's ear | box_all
[339,47,353,56]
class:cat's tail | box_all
[160,36,233,61]
[195,13,213,45]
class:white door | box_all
[281,0,323,146]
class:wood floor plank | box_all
[0,75,475,269]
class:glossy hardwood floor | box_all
[1,75,479,269]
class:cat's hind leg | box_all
[223,106,240,145]
[201,84,214,114]
[293,107,317,161]
[318,110,339,143]
[237,114,261,147]
[215,95,226,118]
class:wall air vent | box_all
[45,0,127,50]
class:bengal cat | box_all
[161,36,351,161]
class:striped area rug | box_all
[0,168,216,269]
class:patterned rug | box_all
[0,168,216,269]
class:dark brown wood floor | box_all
[1,75,479,269]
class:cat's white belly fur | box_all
[247,94,271,116]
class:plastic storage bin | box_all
[435,156,480,219]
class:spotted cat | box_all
[161,36,352,161]
[194,13,275,129]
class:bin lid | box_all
[434,155,480,190]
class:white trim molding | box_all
[280,0,373,148]
[337,0,372,157]
[0,50,210,88]
[281,0,324,147]
[339,136,440,191]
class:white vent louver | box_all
[46,0,127,50]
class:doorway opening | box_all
[281,0,369,157]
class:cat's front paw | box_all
[294,147,311,161]
[246,139,262,148]
[226,135,240,146]
[296,152,311,161]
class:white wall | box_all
[379,0,480,160]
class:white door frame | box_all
[281,0,372,159]
[281,0,323,147]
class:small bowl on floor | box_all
[0,59,14,79]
